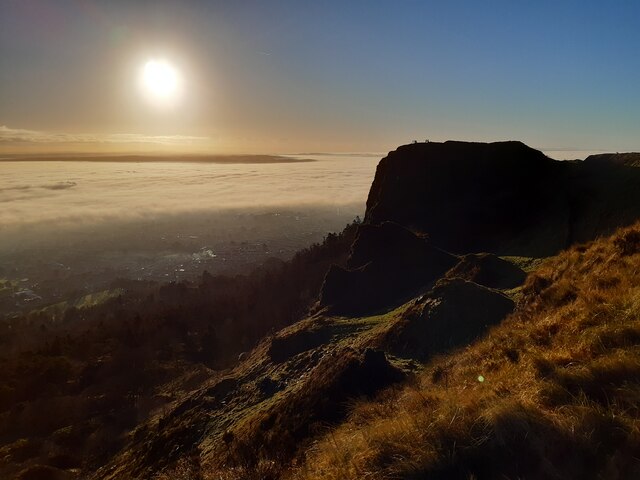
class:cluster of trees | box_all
[0,219,360,476]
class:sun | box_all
[139,59,182,106]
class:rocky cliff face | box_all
[320,222,457,314]
[585,152,640,167]
[364,141,640,256]
[319,141,640,314]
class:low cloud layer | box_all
[0,155,379,250]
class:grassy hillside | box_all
[5,215,640,479]
[292,224,640,479]
[138,222,640,480]
[7,219,640,480]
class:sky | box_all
[1,0,639,155]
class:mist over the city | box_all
[0,154,377,315]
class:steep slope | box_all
[141,226,640,480]
[365,141,640,256]
[294,223,640,480]
[0,223,360,480]
[74,218,530,479]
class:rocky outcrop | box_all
[268,327,330,363]
[320,222,457,314]
[445,253,526,290]
[364,141,640,256]
[585,152,640,168]
[384,278,515,359]
[236,348,405,460]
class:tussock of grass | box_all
[292,223,640,479]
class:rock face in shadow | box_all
[585,152,640,168]
[364,141,640,256]
[385,278,515,360]
[320,222,457,314]
[15,465,73,480]
[268,327,330,363]
[445,253,526,290]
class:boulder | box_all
[268,327,330,363]
[385,278,515,359]
[445,253,526,290]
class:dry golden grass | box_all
[291,224,640,479]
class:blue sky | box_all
[1,0,639,154]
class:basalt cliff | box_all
[365,141,640,255]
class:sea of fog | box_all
[0,154,380,231]
[0,154,381,314]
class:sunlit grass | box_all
[292,223,640,479]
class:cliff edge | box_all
[364,141,640,256]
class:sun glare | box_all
[140,59,182,106]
